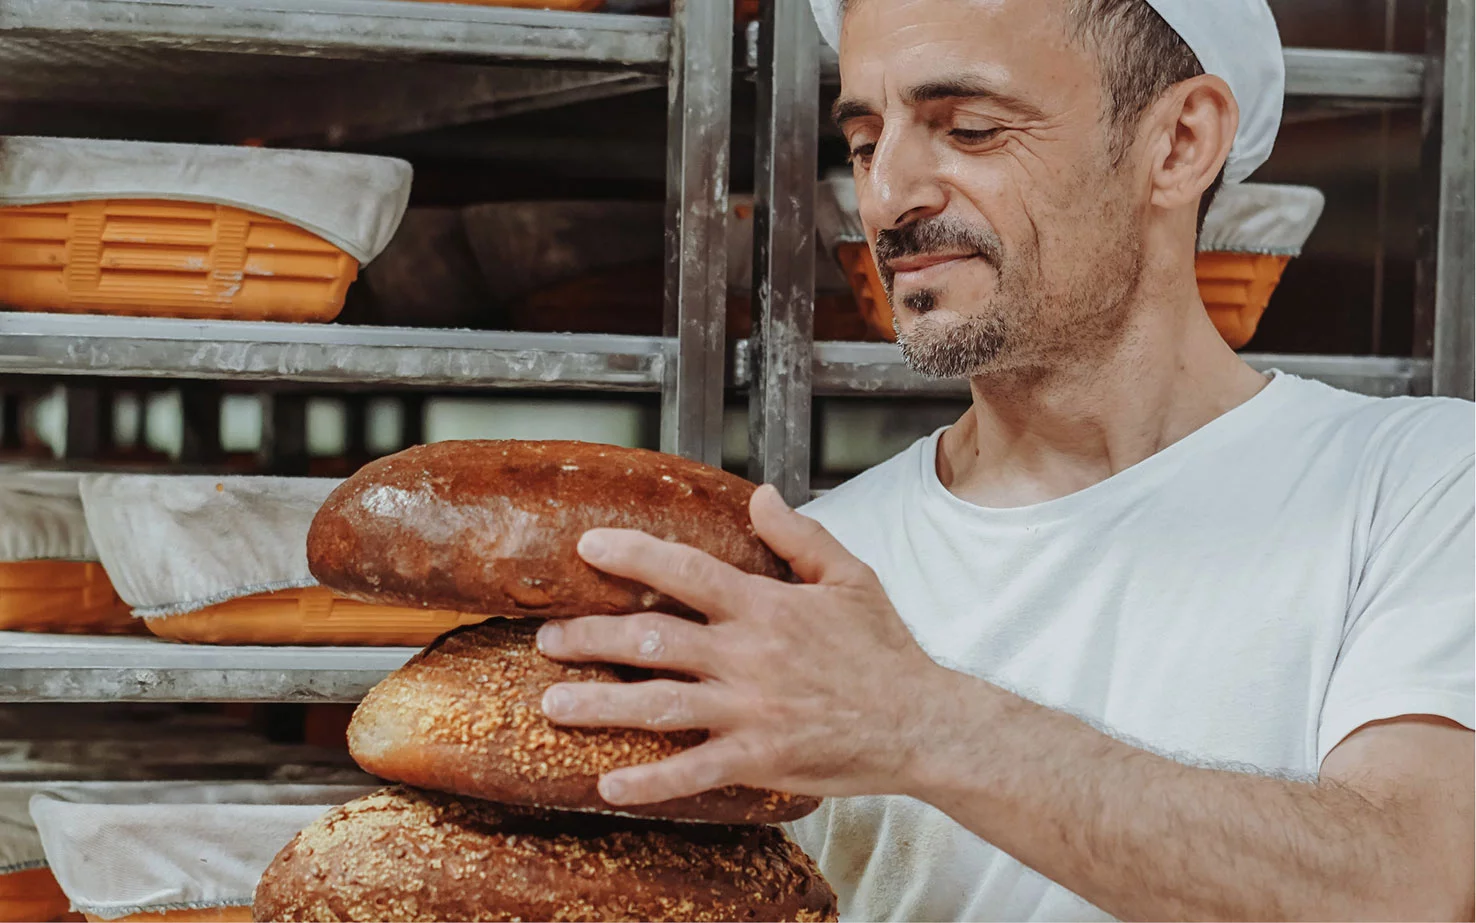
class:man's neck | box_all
[937,290,1269,509]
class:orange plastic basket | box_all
[0,561,140,635]
[0,200,357,323]
[143,586,487,646]
[836,241,894,342]
[838,243,1292,350]
[0,867,81,923]
[1195,252,1291,350]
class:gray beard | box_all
[896,311,1010,379]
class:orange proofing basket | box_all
[0,200,357,322]
[836,241,894,342]
[0,867,82,923]
[0,561,140,635]
[838,245,1293,350]
[1196,252,1291,350]
[143,585,487,646]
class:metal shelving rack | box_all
[0,0,1472,704]
[0,0,736,702]
[0,0,734,463]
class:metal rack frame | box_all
[0,0,731,703]
[0,0,1470,704]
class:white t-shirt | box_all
[790,372,1475,923]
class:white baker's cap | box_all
[809,0,1284,183]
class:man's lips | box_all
[883,252,981,284]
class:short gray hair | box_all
[1064,0,1203,161]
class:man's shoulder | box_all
[1277,375,1473,507]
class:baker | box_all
[533,0,1476,919]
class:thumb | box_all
[749,484,868,585]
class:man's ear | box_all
[1146,74,1238,212]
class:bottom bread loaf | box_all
[253,786,838,923]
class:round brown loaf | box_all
[306,440,789,618]
[253,786,837,923]
[348,620,820,825]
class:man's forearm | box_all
[905,669,1462,921]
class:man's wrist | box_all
[894,665,1013,804]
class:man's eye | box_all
[949,128,1002,144]
[847,143,877,164]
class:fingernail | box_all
[578,531,610,562]
[756,483,790,510]
[542,685,572,718]
[598,775,628,804]
[536,621,563,653]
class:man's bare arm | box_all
[909,683,1474,921]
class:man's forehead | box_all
[839,0,1072,45]
[835,0,1088,114]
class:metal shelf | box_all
[731,340,1433,399]
[1282,49,1426,101]
[0,0,670,70]
[744,27,1428,102]
[0,313,668,391]
[0,632,409,703]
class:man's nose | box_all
[859,124,946,231]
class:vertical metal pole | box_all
[1433,0,1474,398]
[1414,0,1441,369]
[179,385,223,466]
[748,0,819,504]
[661,0,734,465]
[400,393,426,449]
[259,392,308,476]
[344,393,368,467]
[1,392,21,451]
[63,385,110,462]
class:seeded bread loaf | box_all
[307,440,789,618]
[253,786,837,923]
[348,620,819,825]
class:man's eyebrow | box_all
[830,77,1046,127]
[831,96,877,127]
[904,76,1047,121]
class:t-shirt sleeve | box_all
[1318,451,1475,767]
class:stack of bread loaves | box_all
[254,441,837,922]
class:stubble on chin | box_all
[896,309,1011,379]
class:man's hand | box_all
[535,483,946,807]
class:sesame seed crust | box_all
[252,786,838,923]
[348,620,821,826]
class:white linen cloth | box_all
[28,784,374,920]
[1199,183,1325,255]
[79,475,339,617]
[0,136,412,264]
[0,469,95,562]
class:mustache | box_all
[873,216,1004,290]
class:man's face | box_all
[836,0,1146,379]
